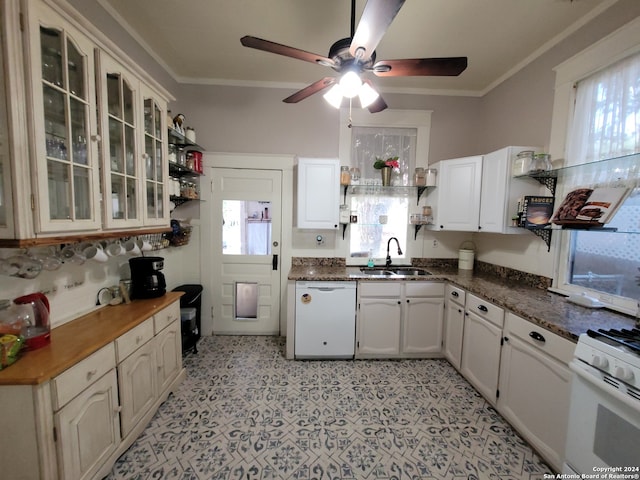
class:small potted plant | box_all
[373,156,399,186]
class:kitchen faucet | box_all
[385,237,403,267]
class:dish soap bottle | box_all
[367,250,375,268]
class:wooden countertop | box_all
[0,292,183,386]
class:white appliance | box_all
[563,328,640,474]
[295,281,356,359]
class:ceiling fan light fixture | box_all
[358,82,379,108]
[339,71,362,98]
[323,84,344,108]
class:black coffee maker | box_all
[129,256,166,299]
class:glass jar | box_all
[414,167,426,186]
[349,167,361,184]
[340,166,351,186]
[425,168,437,186]
[529,153,552,173]
[513,150,534,176]
[168,144,177,164]
[339,204,350,223]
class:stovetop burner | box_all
[587,328,640,354]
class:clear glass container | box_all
[529,153,552,173]
[513,150,534,176]
[414,167,426,186]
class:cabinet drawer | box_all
[505,312,575,364]
[405,282,444,297]
[445,284,465,305]
[154,301,180,334]
[466,293,504,328]
[51,343,116,411]
[359,282,402,297]
[115,318,154,363]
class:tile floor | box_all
[107,336,554,479]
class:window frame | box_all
[549,17,640,315]
[338,108,432,264]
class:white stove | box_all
[574,328,640,390]
[563,328,640,475]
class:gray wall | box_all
[68,0,640,278]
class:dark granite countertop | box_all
[288,264,638,343]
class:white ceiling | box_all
[99,0,617,96]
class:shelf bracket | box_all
[341,223,349,240]
[528,228,552,252]
[414,224,423,240]
[416,186,427,205]
[530,174,557,196]
[343,185,349,204]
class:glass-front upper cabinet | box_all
[27,2,101,232]
[97,52,143,228]
[141,85,168,225]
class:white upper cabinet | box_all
[27,1,102,233]
[97,52,143,228]
[479,146,541,233]
[296,157,340,229]
[430,155,483,231]
[0,0,172,240]
[141,85,168,226]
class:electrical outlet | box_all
[432,239,438,248]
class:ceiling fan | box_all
[240,0,468,113]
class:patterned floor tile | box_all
[106,336,553,480]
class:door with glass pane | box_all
[97,52,142,228]
[141,85,168,225]
[209,168,282,334]
[28,3,101,232]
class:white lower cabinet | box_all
[460,293,504,405]
[443,285,466,370]
[357,281,444,358]
[497,313,575,472]
[0,299,184,480]
[54,370,121,480]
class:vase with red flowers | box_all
[373,156,399,186]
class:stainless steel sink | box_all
[359,267,431,277]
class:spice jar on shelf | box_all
[340,166,351,185]
[529,153,552,173]
[414,167,426,186]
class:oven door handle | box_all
[570,360,640,412]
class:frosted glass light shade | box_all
[358,82,379,108]
[323,84,343,108]
[339,71,362,98]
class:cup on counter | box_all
[124,239,141,256]
[106,241,125,257]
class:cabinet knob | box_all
[451,291,459,298]
[86,369,97,381]
[136,335,143,344]
[477,305,488,313]
[528,331,546,343]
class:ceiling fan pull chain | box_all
[348,98,353,128]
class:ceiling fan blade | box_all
[241,36,335,67]
[372,57,468,77]
[367,95,387,113]
[283,77,336,103]
[350,0,405,62]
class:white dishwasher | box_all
[295,281,357,359]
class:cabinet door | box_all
[435,156,482,231]
[117,338,157,437]
[479,146,541,233]
[27,2,102,233]
[460,311,502,404]
[296,157,339,229]
[402,297,443,354]
[141,84,168,225]
[443,299,465,369]
[55,370,120,480]
[97,52,143,229]
[357,298,401,356]
[498,331,573,471]
[156,320,182,395]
